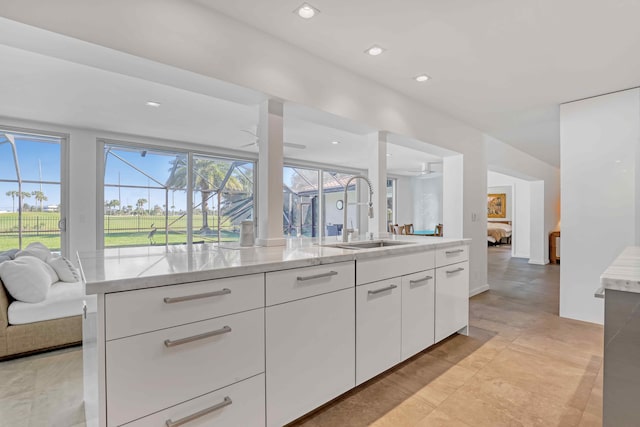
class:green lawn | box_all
[0,212,240,251]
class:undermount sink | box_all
[325,240,415,250]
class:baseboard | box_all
[528,258,549,265]
[469,284,490,297]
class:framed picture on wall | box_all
[487,193,506,218]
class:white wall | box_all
[487,171,531,259]
[560,88,640,325]
[411,175,443,231]
[394,176,414,226]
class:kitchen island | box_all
[79,235,470,427]
[599,246,640,427]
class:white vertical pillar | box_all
[528,180,546,264]
[256,99,285,246]
[442,155,463,238]
[367,131,388,235]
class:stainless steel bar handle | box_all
[297,270,338,281]
[164,326,232,348]
[410,276,433,285]
[445,249,464,255]
[446,267,465,274]
[368,284,398,295]
[165,396,232,427]
[164,288,231,304]
[594,287,605,299]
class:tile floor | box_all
[0,246,603,426]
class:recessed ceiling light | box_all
[615,160,622,163]
[386,153,392,157]
[145,101,161,107]
[415,74,430,82]
[295,3,319,19]
[331,141,340,145]
[365,45,385,56]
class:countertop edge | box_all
[83,238,470,295]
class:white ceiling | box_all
[0,43,440,173]
[196,0,640,166]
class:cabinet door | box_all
[356,279,401,385]
[401,270,435,360]
[435,261,469,343]
[266,288,355,427]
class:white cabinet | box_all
[435,261,469,342]
[357,250,435,285]
[124,374,265,427]
[265,262,355,427]
[401,270,435,361]
[105,273,264,340]
[356,279,402,385]
[106,308,264,426]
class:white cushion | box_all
[15,242,52,262]
[0,256,54,303]
[7,281,96,325]
[47,256,80,283]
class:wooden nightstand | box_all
[549,231,560,264]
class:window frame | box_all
[96,137,257,249]
[0,125,69,256]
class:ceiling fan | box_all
[400,161,443,177]
[239,129,306,150]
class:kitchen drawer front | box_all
[105,273,264,340]
[356,250,435,286]
[123,373,265,427]
[435,261,469,343]
[356,279,402,385]
[106,308,264,427]
[435,244,469,267]
[265,261,354,306]
[401,270,435,360]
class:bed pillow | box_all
[0,256,54,303]
[15,242,52,262]
[47,256,81,283]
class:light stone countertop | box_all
[78,235,470,295]
[601,246,640,293]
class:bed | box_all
[488,221,512,245]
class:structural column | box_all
[367,131,388,236]
[256,99,285,246]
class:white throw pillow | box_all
[0,256,54,303]
[47,256,80,283]
[15,242,52,262]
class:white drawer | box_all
[265,261,354,306]
[435,244,469,267]
[105,273,264,340]
[106,308,264,427]
[356,250,435,286]
[123,374,265,427]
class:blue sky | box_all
[0,137,61,212]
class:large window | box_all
[103,142,254,248]
[0,130,64,252]
[283,165,361,239]
[387,178,396,226]
[283,167,319,237]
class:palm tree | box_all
[136,198,148,215]
[109,199,120,214]
[31,190,47,212]
[5,190,18,212]
[165,158,244,232]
